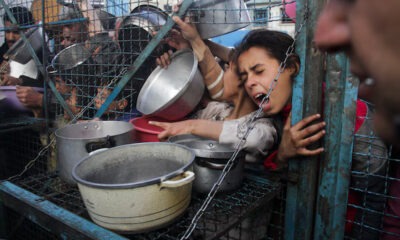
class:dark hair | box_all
[3,6,34,26]
[234,29,300,77]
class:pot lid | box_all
[168,134,234,159]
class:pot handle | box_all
[160,171,195,189]
[85,136,116,153]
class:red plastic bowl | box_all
[130,116,170,142]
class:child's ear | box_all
[117,99,128,110]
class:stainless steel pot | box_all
[72,142,195,233]
[55,121,134,184]
[169,134,244,194]
[191,0,250,39]
[136,49,205,120]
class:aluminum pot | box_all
[191,0,250,39]
[55,121,134,184]
[169,134,244,194]
[136,49,205,120]
[72,142,195,233]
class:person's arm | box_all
[204,39,233,63]
[172,16,225,100]
[219,114,278,162]
[148,119,223,141]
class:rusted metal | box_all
[284,0,325,239]
[314,53,358,239]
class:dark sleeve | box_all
[20,72,44,87]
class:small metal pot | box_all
[55,121,134,184]
[190,0,250,39]
[169,134,245,194]
[136,49,205,120]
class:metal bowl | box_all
[191,0,250,39]
[136,49,204,120]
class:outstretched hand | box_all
[276,112,326,166]
[149,120,193,141]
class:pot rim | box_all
[51,43,91,71]
[136,49,199,115]
[168,134,237,159]
[72,142,195,189]
[54,121,134,140]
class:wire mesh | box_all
[343,100,400,240]
[9,173,280,239]
[0,0,295,239]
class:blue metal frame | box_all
[284,0,324,239]
[0,181,128,239]
[314,54,357,239]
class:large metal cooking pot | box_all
[4,24,48,64]
[136,49,204,120]
[191,0,250,39]
[55,121,134,184]
[169,134,244,194]
[72,142,195,233]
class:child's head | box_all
[94,83,135,120]
[234,29,300,116]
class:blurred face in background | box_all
[61,23,87,48]
[4,21,22,48]
[314,0,400,142]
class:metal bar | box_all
[95,0,195,118]
[0,181,128,240]
[314,54,357,239]
[284,0,325,239]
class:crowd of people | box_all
[0,0,399,239]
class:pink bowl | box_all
[0,86,44,112]
[130,116,171,142]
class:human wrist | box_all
[275,151,288,168]
[190,37,207,62]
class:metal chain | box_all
[180,4,309,239]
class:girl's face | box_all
[238,46,293,116]
[64,87,81,120]
[94,87,122,113]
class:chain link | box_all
[180,4,309,239]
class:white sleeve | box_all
[219,113,277,163]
